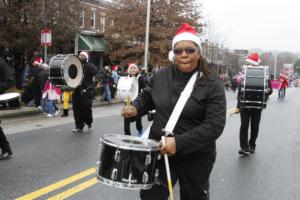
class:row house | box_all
[75,0,112,67]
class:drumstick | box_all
[161,136,174,200]
[125,95,132,106]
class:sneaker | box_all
[87,124,93,131]
[47,114,54,117]
[0,152,13,160]
[54,109,60,116]
[138,130,143,137]
[72,128,83,133]
[238,148,250,156]
[249,146,256,153]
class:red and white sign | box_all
[41,29,52,47]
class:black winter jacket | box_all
[133,65,226,161]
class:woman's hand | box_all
[159,137,176,156]
[121,105,138,118]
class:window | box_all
[100,15,105,32]
[80,11,85,28]
[90,10,96,28]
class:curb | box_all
[0,100,122,118]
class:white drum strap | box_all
[142,71,200,138]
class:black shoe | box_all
[249,146,256,153]
[87,124,93,131]
[0,152,13,160]
[72,128,83,133]
[238,148,250,156]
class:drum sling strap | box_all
[141,71,201,138]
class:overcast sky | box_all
[200,0,300,53]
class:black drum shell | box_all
[97,137,159,190]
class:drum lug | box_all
[145,154,151,165]
[142,172,149,184]
[111,168,118,181]
[114,150,120,162]
[155,169,159,179]
[157,154,161,160]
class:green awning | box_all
[78,34,107,52]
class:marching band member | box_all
[0,57,13,160]
[122,23,226,200]
[72,51,103,133]
[123,63,143,136]
[237,53,273,155]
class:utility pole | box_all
[274,52,277,79]
[144,0,151,73]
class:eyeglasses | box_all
[174,47,199,55]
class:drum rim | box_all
[96,175,153,190]
[101,134,159,151]
[0,93,20,101]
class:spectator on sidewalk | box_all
[61,88,72,117]
[101,66,112,103]
[42,80,61,117]
[0,57,13,160]
[111,65,119,99]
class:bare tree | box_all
[104,0,204,69]
[0,0,81,60]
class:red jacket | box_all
[279,75,288,89]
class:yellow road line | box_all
[47,177,99,200]
[15,168,96,200]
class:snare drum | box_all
[117,77,139,101]
[97,134,159,190]
[0,93,21,109]
[49,54,83,89]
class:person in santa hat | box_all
[71,51,104,133]
[122,22,226,200]
[236,53,273,156]
[123,63,144,136]
[278,73,288,100]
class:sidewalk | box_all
[0,99,122,118]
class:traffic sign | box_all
[41,29,52,47]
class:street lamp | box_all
[143,0,151,73]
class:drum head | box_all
[101,134,159,151]
[63,55,83,88]
[117,77,139,101]
[49,54,83,88]
[0,93,20,102]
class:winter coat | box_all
[42,80,61,101]
[132,65,226,161]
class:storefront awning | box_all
[78,34,107,52]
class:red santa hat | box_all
[169,22,201,62]
[33,57,43,65]
[246,53,260,66]
[79,51,89,60]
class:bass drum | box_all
[117,77,139,101]
[0,93,21,109]
[97,134,159,190]
[49,54,83,89]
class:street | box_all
[1,89,300,200]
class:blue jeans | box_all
[45,100,58,115]
[102,83,112,102]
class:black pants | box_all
[239,108,262,149]
[72,92,93,129]
[124,117,143,135]
[0,126,11,153]
[140,152,216,200]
